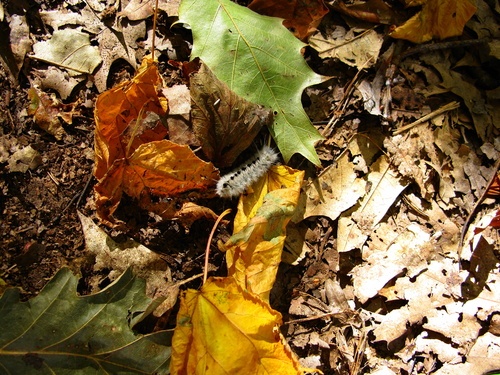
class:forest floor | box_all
[1,0,500,374]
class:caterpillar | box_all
[216,145,279,198]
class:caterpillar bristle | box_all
[216,145,279,198]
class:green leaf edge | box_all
[0,267,172,375]
[178,0,326,165]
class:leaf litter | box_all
[0,0,500,374]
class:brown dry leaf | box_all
[337,154,409,253]
[309,28,383,69]
[27,86,79,139]
[94,24,145,93]
[158,0,181,16]
[219,165,304,301]
[391,0,477,43]
[373,258,463,344]
[172,202,220,228]
[170,277,304,375]
[331,0,395,24]
[190,61,273,168]
[33,66,85,100]
[248,0,329,40]
[162,84,195,146]
[119,0,154,21]
[93,57,219,226]
[435,332,500,375]
[78,212,171,298]
[301,137,368,220]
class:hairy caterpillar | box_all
[216,145,279,198]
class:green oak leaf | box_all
[0,268,172,374]
[178,0,325,165]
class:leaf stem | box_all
[152,0,159,58]
[203,209,232,284]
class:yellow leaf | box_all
[170,277,303,375]
[220,166,304,300]
[391,0,477,43]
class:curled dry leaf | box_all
[93,57,219,227]
[190,61,273,168]
[309,28,383,69]
[219,165,304,301]
[170,277,304,375]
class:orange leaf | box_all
[170,277,304,375]
[125,140,218,197]
[93,57,219,226]
[94,57,169,182]
[486,174,500,198]
[219,166,304,300]
[248,0,329,40]
[390,0,477,43]
[94,139,219,226]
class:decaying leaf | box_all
[248,0,329,40]
[7,145,41,173]
[27,86,80,139]
[191,61,273,168]
[178,0,326,165]
[170,277,304,375]
[31,29,102,75]
[40,7,102,34]
[220,165,304,300]
[93,57,219,227]
[390,0,477,43]
[0,268,172,374]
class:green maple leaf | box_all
[0,268,171,374]
[178,0,325,165]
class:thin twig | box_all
[399,38,489,61]
[393,101,460,135]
